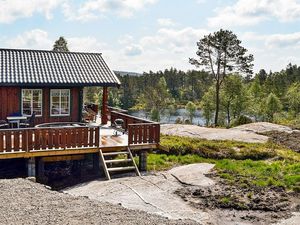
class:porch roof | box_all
[0,48,121,87]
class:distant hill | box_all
[114,71,142,77]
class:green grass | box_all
[144,135,300,192]
[161,135,300,161]
[146,153,215,171]
[215,159,300,191]
[146,153,300,191]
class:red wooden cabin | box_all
[0,48,162,180]
[0,48,118,125]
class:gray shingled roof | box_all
[0,48,121,87]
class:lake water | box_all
[130,109,205,125]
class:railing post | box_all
[156,124,160,143]
[95,126,100,147]
[101,87,109,124]
[128,125,133,145]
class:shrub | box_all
[175,117,183,124]
[231,115,252,127]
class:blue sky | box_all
[1,0,300,73]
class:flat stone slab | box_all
[64,164,216,223]
[161,124,269,143]
[169,163,215,186]
[231,122,293,134]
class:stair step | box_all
[105,158,132,164]
[107,166,136,172]
[102,151,129,156]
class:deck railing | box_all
[0,126,100,153]
[110,110,160,145]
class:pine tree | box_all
[190,29,253,126]
[53,36,69,52]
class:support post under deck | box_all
[93,153,103,176]
[27,157,36,180]
[139,150,148,172]
[37,158,47,183]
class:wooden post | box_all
[139,150,148,172]
[27,157,36,181]
[37,158,47,184]
[78,87,84,122]
[101,87,108,125]
[92,153,102,176]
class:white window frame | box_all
[50,89,71,117]
[21,89,43,117]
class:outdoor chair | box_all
[20,113,36,127]
[0,120,9,129]
[113,118,125,136]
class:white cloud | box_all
[124,44,143,56]
[239,31,300,73]
[157,18,176,27]
[0,0,64,23]
[8,27,300,75]
[265,32,300,48]
[141,27,207,53]
[6,29,52,49]
[68,37,108,52]
[64,0,158,21]
[208,0,300,28]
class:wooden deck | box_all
[0,110,161,160]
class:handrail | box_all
[128,123,160,145]
[0,125,101,153]
[0,124,100,132]
[110,110,156,125]
[108,106,128,114]
[109,110,160,145]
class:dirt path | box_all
[0,179,197,225]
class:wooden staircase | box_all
[99,147,141,180]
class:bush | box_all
[175,117,183,124]
[231,115,252,127]
[184,119,191,124]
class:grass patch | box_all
[161,135,300,161]
[141,135,300,191]
[215,159,300,191]
[144,135,300,192]
[146,153,215,171]
[146,153,300,191]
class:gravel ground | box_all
[0,179,198,225]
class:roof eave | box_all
[0,82,121,88]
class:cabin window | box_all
[50,89,70,116]
[22,89,43,116]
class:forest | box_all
[84,63,300,127]
[82,29,300,128]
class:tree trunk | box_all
[226,102,230,128]
[214,81,220,126]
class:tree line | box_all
[84,64,300,127]
[53,32,300,127]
